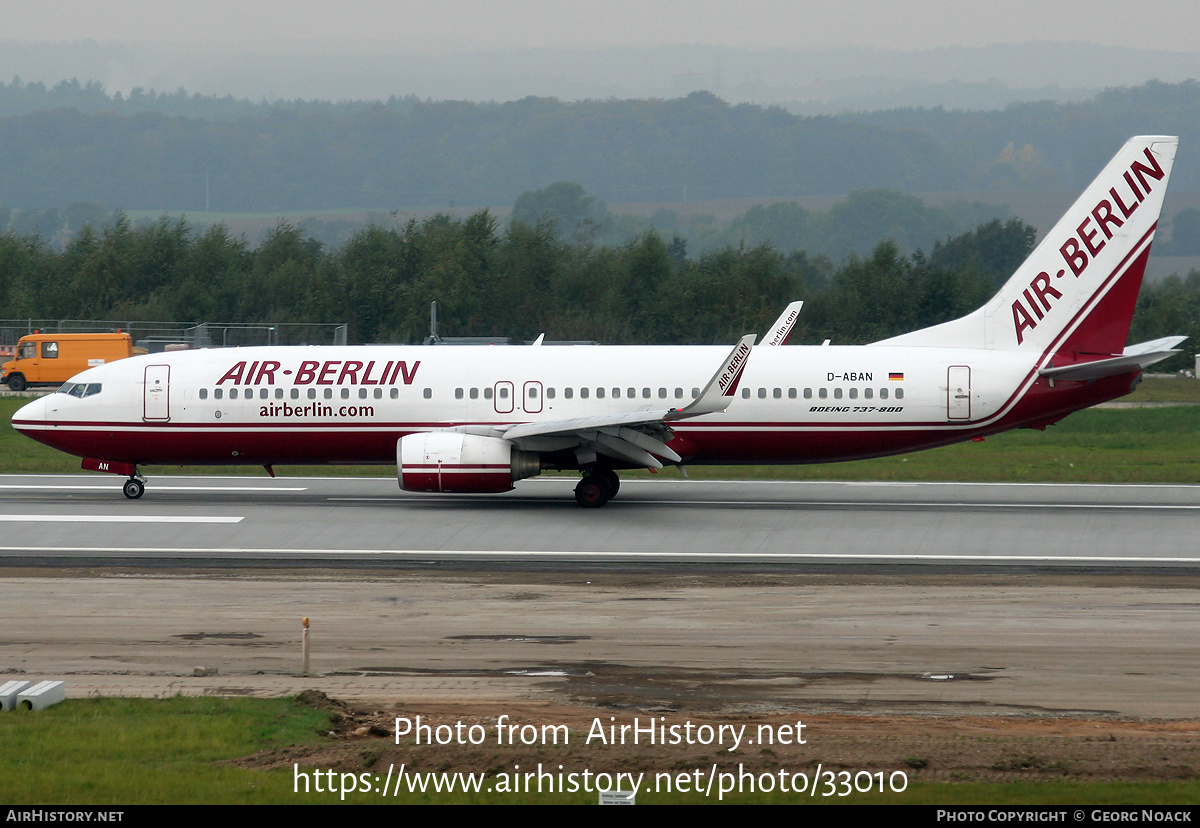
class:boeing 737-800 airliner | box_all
[12,136,1186,506]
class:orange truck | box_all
[2,332,139,391]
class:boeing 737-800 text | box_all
[12,136,1185,506]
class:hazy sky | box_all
[5,0,1200,53]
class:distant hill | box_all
[2,77,1200,219]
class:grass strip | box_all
[3,698,1199,805]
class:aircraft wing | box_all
[1038,336,1188,381]
[464,334,756,468]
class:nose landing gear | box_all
[122,476,146,499]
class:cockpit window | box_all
[57,383,74,395]
[65,383,101,398]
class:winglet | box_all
[669,334,756,418]
[762,301,803,346]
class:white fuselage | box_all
[12,341,1119,469]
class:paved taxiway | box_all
[0,474,1197,568]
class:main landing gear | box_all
[574,467,620,508]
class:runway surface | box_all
[3,473,1199,718]
[0,473,1198,569]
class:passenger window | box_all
[455,388,464,400]
[658,388,667,399]
[896,388,905,400]
[199,388,208,400]
[469,387,479,400]
[42,342,58,359]
[484,387,493,400]
[864,388,873,399]
[546,388,555,399]
[291,388,299,399]
[323,388,333,399]
[774,388,782,399]
[230,388,239,399]
[423,388,432,399]
[565,388,574,399]
[580,388,589,399]
[612,388,621,399]
[849,388,858,399]
[691,388,699,399]
[742,388,751,399]
[818,388,827,399]
[359,388,368,399]
[390,388,399,399]
[758,388,767,399]
[274,388,283,399]
[308,388,317,399]
[880,388,889,400]
[340,388,350,399]
[597,388,605,399]
[260,388,269,399]
[499,386,509,399]
[833,388,843,399]
[675,388,683,399]
[803,388,812,399]
[641,388,650,399]
[529,387,538,398]
[214,388,223,399]
[374,388,382,399]
[788,388,796,399]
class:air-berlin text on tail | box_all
[1011,145,1165,345]
[215,359,421,386]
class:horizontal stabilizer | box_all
[1038,336,1187,381]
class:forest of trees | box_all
[0,209,1195,370]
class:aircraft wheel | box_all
[122,478,145,500]
[597,467,620,497]
[574,475,612,508]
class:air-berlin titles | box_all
[215,359,420,386]
[716,340,752,394]
[1011,145,1165,345]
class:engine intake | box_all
[398,432,541,493]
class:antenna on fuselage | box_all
[425,301,443,345]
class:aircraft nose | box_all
[12,395,49,431]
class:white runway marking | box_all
[0,546,1196,564]
[328,496,1200,511]
[0,516,244,524]
[0,485,305,492]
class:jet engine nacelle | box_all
[398,432,541,493]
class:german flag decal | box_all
[889,372,904,381]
